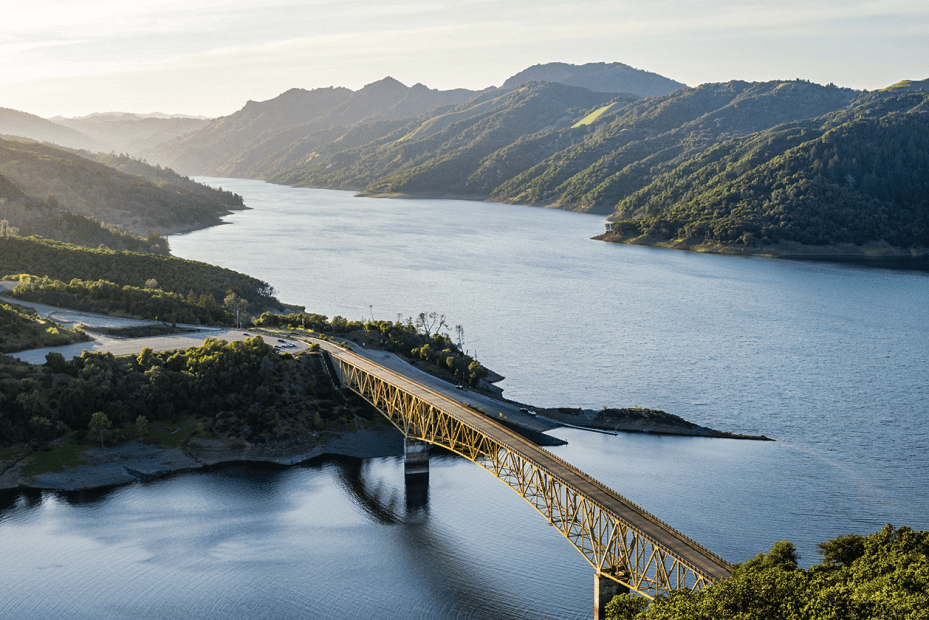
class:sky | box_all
[2,0,928,119]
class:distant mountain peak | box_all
[880,78,929,93]
[360,76,409,92]
[502,61,686,98]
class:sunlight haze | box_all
[2,0,927,118]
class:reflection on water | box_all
[0,454,592,619]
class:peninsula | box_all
[0,252,768,493]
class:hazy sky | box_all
[2,0,927,118]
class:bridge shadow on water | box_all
[331,453,546,620]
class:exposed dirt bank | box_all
[594,232,929,271]
[0,428,403,492]
[535,407,772,440]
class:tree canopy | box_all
[606,525,929,620]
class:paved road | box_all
[324,342,734,585]
[306,337,559,433]
[3,287,310,364]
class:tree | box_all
[224,291,249,328]
[135,415,149,437]
[0,219,19,237]
[44,351,70,373]
[604,594,648,620]
[88,411,111,448]
[415,311,446,337]
[137,347,156,369]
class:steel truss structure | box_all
[336,354,731,599]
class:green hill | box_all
[270,82,629,195]
[0,236,281,312]
[142,79,487,178]
[0,137,244,237]
[0,301,91,354]
[263,77,929,254]
[601,91,929,251]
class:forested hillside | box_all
[603,91,929,249]
[0,237,281,312]
[0,138,244,236]
[71,151,243,205]
[492,80,858,211]
[264,77,929,252]
[140,62,686,181]
[270,82,629,194]
[1,177,170,254]
[142,78,488,178]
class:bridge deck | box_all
[329,345,732,583]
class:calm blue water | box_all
[2,179,927,619]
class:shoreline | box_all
[317,186,929,272]
[593,231,929,272]
[0,323,774,493]
[0,401,770,493]
[531,406,772,441]
[263,180,929,272]
[0,427,404,493]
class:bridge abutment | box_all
[595,573,630,620]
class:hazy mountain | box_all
[502,62,686,98]
[51,112,210,121]
[0,137,244,237]
[270,81,630,195]
[52,114,211,156]
[141,78,490,177]
[137,62,688,179]
[0,107,103,151]
[269,80,859,209]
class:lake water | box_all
[2,179,927,619]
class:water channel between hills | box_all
[2,178,927,619]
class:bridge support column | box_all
[595,573,629,620]
[404,437,430,514]
[404,437,430,476]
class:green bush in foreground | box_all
[606,525,929,620]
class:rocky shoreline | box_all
[593,232,929,272]
[0,428,404,493]
[536,407,772,440]
[0,402,769,493]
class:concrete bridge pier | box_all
[404,437,430,476]
[595,572,630,620]
[404,437,430,513]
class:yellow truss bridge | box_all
[325,344,732,613]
